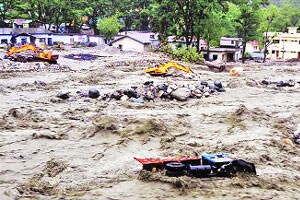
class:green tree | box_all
[97,15,123,43]
[234,0,269,63]
[259,5,279,62]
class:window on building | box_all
[272,50,275,54]
[213,55,218,60]
[291,51,296,53]
[118,44,123,50]
[1,39,7,44]
[273,40,279,44]
[39,38,45,43]
[231,41,234,44]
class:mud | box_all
[0,46,300,199]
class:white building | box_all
[266,27,300,60]
[245,40,260,53]
[204,37,243,62]
[0,33,105,46]
[111,31,159,52]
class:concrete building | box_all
[245,40,260,53]
[266,27,300,60]
[0,32,105,46]
[204,37,243,62]
[111,31,159,52]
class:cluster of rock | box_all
[57,81,226,102]
[261,79,298,87]
[0,60,70,73]
[107,80,225,102]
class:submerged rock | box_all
[88,89,100,99]
[170,87,191,101]
[56,92,70,100]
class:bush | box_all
[159,44,203,63]
[172,47,203,63]
[160,44,174,55]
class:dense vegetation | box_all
[0,0,299,62]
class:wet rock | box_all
[121,95,129,101]
[192,90,203,98]
[76,91,88,97]
[170,87,191,101]
[261,80,270,85]
[216,87,226,92]
[201,81,208,87]
[88,89,100,99]
[208,85,216,93]
[157,90,164,98]
[144,81,154,86]
[111,90,122,100]
[157,84,168,92]
[204,92,210,98]
[214,80,223,88]
[123,88,139,98]
[203,87,210,93]
[56,92,70,100]
[129,97,145,103]
[34,80,47,87]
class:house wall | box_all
[220,38,242,47]
[266,27,300,60]
[206,51,242,62]
[268,37,300,59]
[88,36,105,45]
[245,43,259,53]
[0,33,105,46]
[112,37,145,52]
[0,34,12,44]
[207,52,224,61]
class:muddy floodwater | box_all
[0,46,300,200]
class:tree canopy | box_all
[0,0,299,62]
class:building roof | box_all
[112,35,151,45]
[247,40,259,46]
[118,31,158,44]
[14,19,32,25]
[221,37,242,41]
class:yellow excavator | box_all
[6,44,59,64]
[145,61,193,76]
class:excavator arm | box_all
[145,62,193,75]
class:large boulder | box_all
[170,87,191,101]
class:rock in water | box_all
[204,92,210,98]
[121,95,129,101]
[170,87,191,101]
[56,92,70,100]
[214,80,223,88]
[88,89,100,99]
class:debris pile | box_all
[135,153,256,179]
[64,54,98,61]
[0,61,70,73]
[55,81,226,102]
[107,80,226,102]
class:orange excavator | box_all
[6,44,59,64]
[145,61,193,76]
